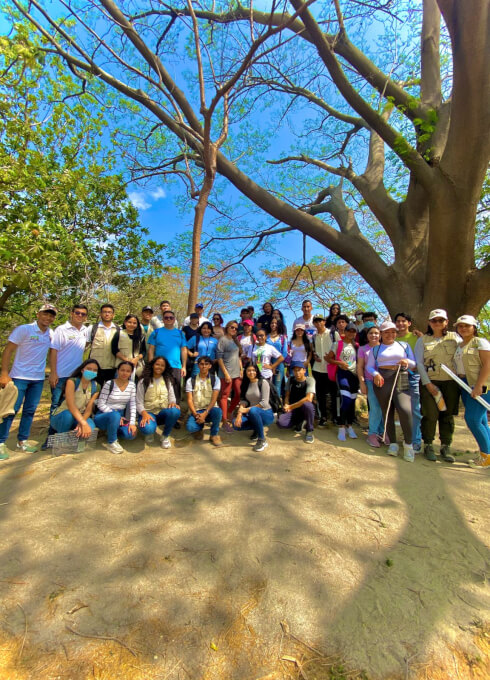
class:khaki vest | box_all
[461,338,488,388]
[144,378,169,412]
[192,376,214,410]
[52,379,94,416]
[422,331,458,381]
[115,330,144,377]
[90,326,117,369]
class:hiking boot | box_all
[305,432,314,444]
[403,443,415,463]
[468,454,490,470]
[0,443,9,461]
[193,430,204,440]
[439,445,455,463]
[366,434,381,448]
[17,440,38,453]
[210,435,223,447]
[107,441,123,454]
[337,427,346,442]
[424,444,437,461]
[161,436,171,449]
[253,439,269,452]
[347,426,357,439]
[387,443,399,457]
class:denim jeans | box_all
[461,383,490,454]
[234,407,274,439]
[0,378,45,444]
[408,372,422,446]
[93,410,136,444]
[138,407,181,437]
[50,410,95,434]
[50,377,68,415]
[186,407,222,437]
[272,364,285,398]
[366,380,384,436]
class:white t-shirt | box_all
[293,315,316,339]
[51,321,88,378]
[454,338,490,375]
[9,322,53,380]
[252,344,282,379]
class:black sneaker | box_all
[249,431,258,442]
[293,423,302,433]
[318,418,328,428]
[424,444,437,461]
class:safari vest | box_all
[192,376,214,410]
[52,378,97,416]
[422,332,458,382]
[461,338,488,388]
[115,331,144,377]
[144,379,170,412]
[89,326,117,369]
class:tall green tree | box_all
[0,28,165,325]
[11,0,490,322]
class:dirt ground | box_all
[0,393,489,680]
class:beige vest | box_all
[144,378,169,412]
[115,330,144,377]
[422,331,459,381]
[192,376,214,410]
[52,379,93,416]
[461,338,488,388]
[90,326,117,369]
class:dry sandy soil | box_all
[0,397,489,680]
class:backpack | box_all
[267,379,283,414]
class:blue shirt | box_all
[148,327,185,369]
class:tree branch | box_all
[420,0,442,109]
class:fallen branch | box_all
[65,624,137,656]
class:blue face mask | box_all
[363,321,375,329]
[83,369,98,380]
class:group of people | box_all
[0,298,488,468]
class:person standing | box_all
[87,303,119,387]
[183,303,209,327]
[312,315,335,427]
[277,362,316,444]
[217,320,243,433]
[238,319,256,368]
[414,309,460,463]
[111,314,145,379]
[327,323,359,441]
[151,300,179,330]
[266,317,288,396]
[453,315,490,469]
[185,356,223,446]
[294,299,316,341]
[211,313,225,338]
[140,306,155,353]
[186,322,218,376]
[147,310,186,402]
[252,330,284,381]
[357,325,384,447]
[395,312,422,452]
[0,304,57,457]
[256,302,274,334]
[49,304,89,414]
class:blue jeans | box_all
[366,380,384,436]
[186,407,222,437]
[461,384,490,454]
[409,372,422,447]
[50,410,95,434]
[93,410,136,444]
[0,378,45,444]
[234,407,274,439]
[50,377,68,415]
[272,364,285,398]
[138,407,181,437]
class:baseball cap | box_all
[345,323,357,332]
[38,304,57,315]
[454,315,477,327]
[243,319,254,326]
[429,309,448,321]
[142,305,153,312]
[379,321,396,332]
[313,315,325,322]
[291,361,305,369]
[195,303,204,309]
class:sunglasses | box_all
[430,318,446,323]
[73,311,87,317]
[163,316,175,320]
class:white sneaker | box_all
[403,444,415,462]
[387,443,399,457]
[161,436,171,449]
[107,441,123,454]
[145,434,154,444]
[337,427,346,442]
[347,426,357,439]
[17,440,37,453]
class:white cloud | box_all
[150,187,166,200]
[128,191,151,210]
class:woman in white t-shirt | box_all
[453,315,490,469]
[252,330,284,380]
[327,323,359,441]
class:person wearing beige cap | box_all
[414,309,460,462]
[0,304,57,458]
[453,315,490,469]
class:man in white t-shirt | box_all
[151,300,179,330]
[183,303,209,328]
[0,304,57,457]
[293,299,317,340]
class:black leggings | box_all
[374,369,412,444]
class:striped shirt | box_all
[97,380,137,424]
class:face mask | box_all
[83,369,98,380]
[363,321,375,329]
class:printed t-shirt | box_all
[9,322,53,380]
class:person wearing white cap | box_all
[414,309,460,463]
[366,321,416,461]
[453,315,490,469]
[0,304,57,458]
